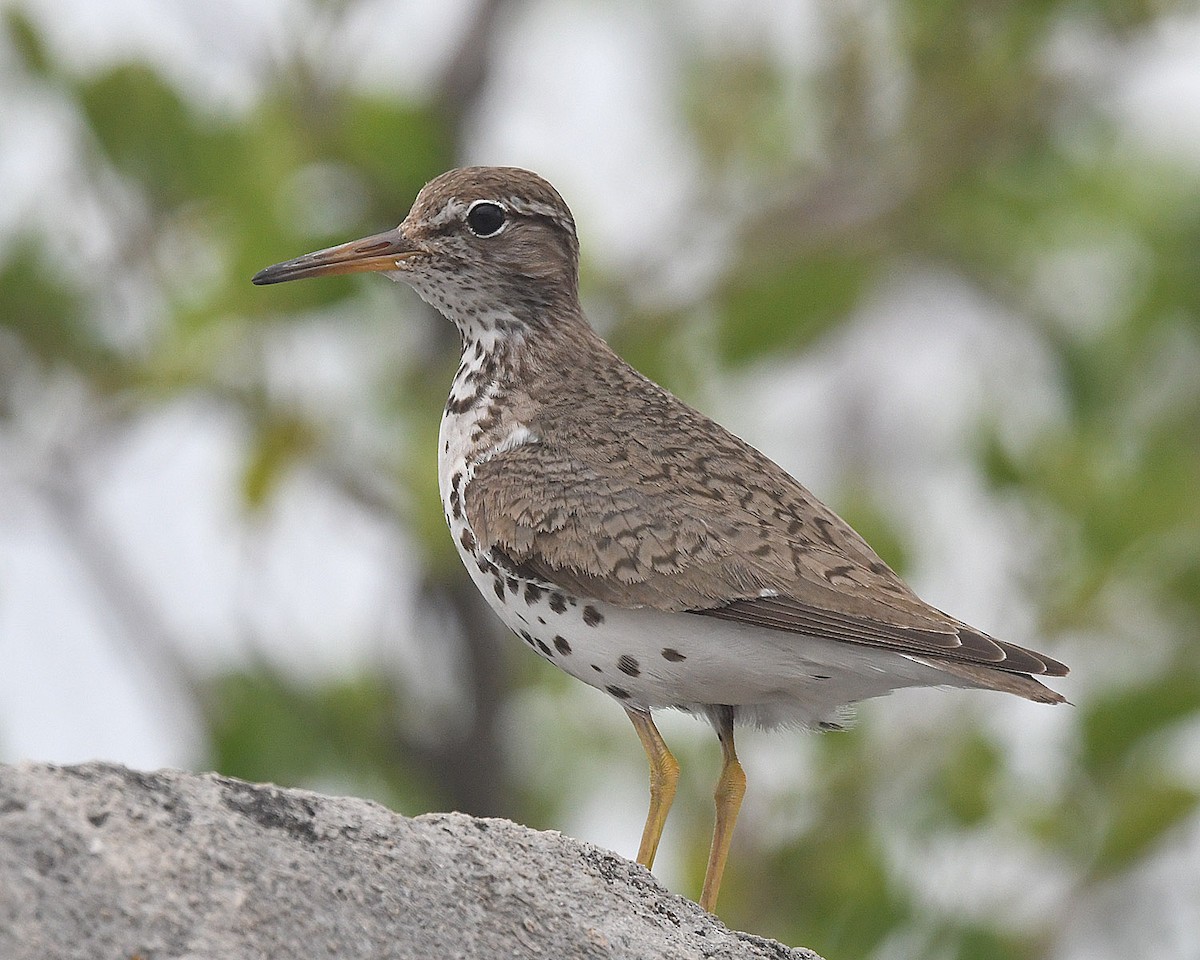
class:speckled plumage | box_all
[253,165,1069,912]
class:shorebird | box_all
[253,166,1068,912]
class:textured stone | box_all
[0,762,822,960]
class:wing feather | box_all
[464,438,1066,683]
[460,331,1067,695]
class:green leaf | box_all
[716,253,871,364]
[936,732,1003,828]
[241,411,320,508]
[337,98,448,214]
[950,925,1032,960]
[0,242,121,380]
[207,669,438,814]
[4,8,53,77]
[1095,777,1198,874]
[1081,668,1200,775]
[76,64,241,208]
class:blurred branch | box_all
[35,439,209,727]
[434,0,515,137]
[406,577,513,818]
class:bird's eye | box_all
[466,200,507,237]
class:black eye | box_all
[466,200,506,237]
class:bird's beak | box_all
[252,227,420,285]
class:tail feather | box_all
[910,656,1069,704]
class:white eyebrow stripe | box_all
[427,199,467,226]
[504,198,561,217]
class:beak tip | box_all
[252,227,414,288]
[251,265,284,285]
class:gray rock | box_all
[0,762,821,960]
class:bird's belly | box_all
[444,512,958,729]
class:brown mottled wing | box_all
[463,432,1066,680]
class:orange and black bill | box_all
[252,228,418,285]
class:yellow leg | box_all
[700,707,746,913]
[625,707,680,871]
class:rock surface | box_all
[0,762,821,960]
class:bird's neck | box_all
[441,296,608,428]
[448,287,593,369]
[406,265,584,344]
[448,322,519,410]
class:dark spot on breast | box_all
[554,636,572,655]
[812,675,831,681]
[445,391,479,416]
[506,577,519,594]
[493,579,505,601]
[459,528,476,553]
[549,593,567,614]
[476,410,499,432]
[536,638,553,657]
[582,605,603,627]
[524,583,546,605]
[591,664,602,672]
[661,648,686,662]
[477,555,494,575]
[606,685,631,700]
[618,655,640,677]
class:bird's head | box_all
[253,166,582,335]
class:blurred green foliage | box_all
[0,243,105,372]
[717,253,874,363]
[209,670,440,813]
[2,2,1198,958]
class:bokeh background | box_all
[2,1,1199,957]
